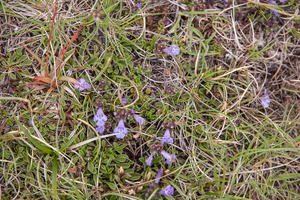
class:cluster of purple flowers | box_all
[89,98,146,138]
[145,122,176,166]
[74,78,107,93]
[73,79,177,196]
[155,43,180,57]
[113,99,146,139]
[145,169,174,197]
[164,82,175,95]
[128,0,142,9]
[74,78,91,91]
[93,102,107,134]
[163,44,180,57]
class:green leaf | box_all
[113,144,127,151]
[114,154,128,163]
[59,105,65,120]
[16,48,22,56]
[52,155,58,198]
[12,114,53,154]
[127,61,133,68]
[17,55,28,63]
[0,73,5,81]
[114,68,119,74]
[8,73,16,79]
[155,102,163,108]
[127,173,141,181]
[87,162,94,172]
[21,60,32,66]
[117,163,130,168]
[103,180,116,190]
[107,67,113,73]
[271,173,300,181]
[125,169,134,174]
[45,113,54,118]
[65,49,75,59]
[88,57,97,65]
[60,129,83,152]
[147,188,160,200]
[107,168,114,174]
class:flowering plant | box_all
[260,89,271,108]
[145,135,176,166]
[145,169,175,197]
[74,78,91,91]
[112,98,146,139]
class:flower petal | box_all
[94,108,107,123]
[155,169,163,184]
[122,98,127,105]
[159,185,174,196]
[268,0,279,16]
[166,154,176,165]
[160,150,172,162]
[133,114,146,125]
[96,125,105,134]
[114,119,128,139]
[145,153,154,166]
[161,128,173,144]
[260,89,271,108]
[74,78,91,91]
[163,44,180,57]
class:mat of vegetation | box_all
[1,0,300,199]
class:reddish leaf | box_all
[58,76,82,87]
[34,76,52,84]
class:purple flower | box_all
[268,0,279,16]
[93,108,108,123]
[133,114,146,125]
[96,122,105,134]
[161,151,176,165]
[155,169,163,184]
[95,120,105,134]
[166,154,176,165]
[122,98,127,105]
[164,82,168,90]
[162,44,180,57]
[161,129,173,144]
[260,89,271,108]
[159,185,174,196]
[279,0,286,2]
[163,18,170,25]
[113,119,128,139]
[96,126,105,134]
[136,3,141,9]
[66,69,72,76]
[145,151,156,166]
[131,110,146,125]
[74,78,91,91]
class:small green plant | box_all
[0,48,32,81]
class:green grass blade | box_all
[52,155,58,198]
